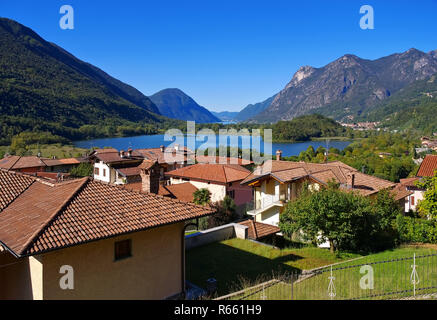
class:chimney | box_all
[127,148,133,157]
[120,150,125,158]
[140,161,160,194]
[347,173,355,189]
[174,144,180,152]
[160,145,165,152]
[276,150,282,161]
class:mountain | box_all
[0,18,163,144]
[149,88,220,123]
[251,48,437,123]
[364,74,437,134]
[211,111,239,121]
[234,95,275,122]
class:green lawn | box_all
[221,244,437,300]
[186,238,360,296]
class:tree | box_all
[279,184,400,253]
[193,188,211,205]
[70,163,93,177]
[416,170,437,219]
[208,196,237,228]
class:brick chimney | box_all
[139,160,160,194]
[347,172,355,189]
[276,150,282,161]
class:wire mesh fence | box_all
[215,251,437,300]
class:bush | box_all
[70,162,93,177]
[395,215,437,243]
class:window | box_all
[114,239,131,261]
[411,196,415,206]
[227,190,235,199]
[103,168,106,177]
[94,167,99,175]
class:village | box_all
[1,143,436,300]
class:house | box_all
[237,219,280,241]
[240,158,408,227]
[118,160,199,203]
[165,163,253,206]
[0,155,84,175]
[0,155,47,173]
[88,145,194,185]
[398,177,423,212]
[0,169,213,300]
[417,154,437,178]
[399,154,437,212]
[195,155,254,168]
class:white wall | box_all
[93,161,111,183]
[405,189,424,212]
[170,177,226,203]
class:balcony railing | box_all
[247,194,282,215]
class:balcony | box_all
[246,194,283,216]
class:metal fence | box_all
[215,252,437,300]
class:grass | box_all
[223,244,437,300]
[186,238,360,296]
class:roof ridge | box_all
[8,155,21,170]
[92,178,211,210]
[20,177,90,255]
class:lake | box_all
[74,134,351,157]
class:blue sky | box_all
[1,0,437,112]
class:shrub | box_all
[395,215,437,243]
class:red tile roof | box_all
[241,160,396,197]
[196,156,253,166]
[238,220,280,240]
[417,155,437,177]
[122,182,172,197]
[165,163,251,184]
[391,184,414,201]
[165,183,198,203]
[0,156,48,170]
[0,169,213,257]
[116,166,142,177]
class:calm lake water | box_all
[74,134,351,157]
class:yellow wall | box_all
[1,222,184,300]
[0,252,42,299]
[42,222,184,300]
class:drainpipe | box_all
[181,219,198,299]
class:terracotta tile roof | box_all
[165,163,251,184]
[238,219,280,240]
[417,155,437,177]
[0,156,20,170]
[135,148,190,164]
[165,183,198,203]
[0,156,48,170]
[116,166,141,177]
[196,156,253,166]
[391,184,414,201]
[0,169,214,257]
[241,160,395,196]
[400,177,421,188]
[122,182,172,197]
[0,170,34,211]
[43,158,81,166]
